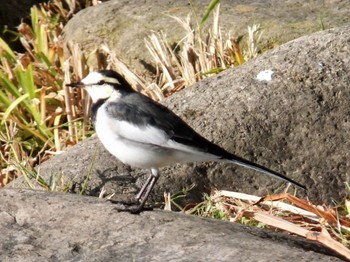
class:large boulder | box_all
[63,0,350,75]
[10,25,350,206]
[0,188,343,261]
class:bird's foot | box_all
[108,199,153,214]
[108,198,139,206]
[116,204,153,214]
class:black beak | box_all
[66,82,84,88]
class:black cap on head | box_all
[98,70,134,90]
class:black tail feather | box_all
[225,154,306,190]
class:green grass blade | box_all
[36,52,52,67]
[202,67,224,76]
[37,24,48,54]
[0,71,21,97]
[14,64,36,100]
[0,89,12,109]
[31,6,48,55]
[200,0,220,28]
[15,120,54,147]
[30,6,39,37]
[1,93,30,123]
[0,37,17,61]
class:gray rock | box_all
[0,188,343,261]
[63,0,350,74]
[10,25,350,206]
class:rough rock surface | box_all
[63,0,350,74]
[0,188,343,261]
[10,25,350,206]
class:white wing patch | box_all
[112,120,170,145]
[111,120,218,161]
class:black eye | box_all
[97,80,106,85]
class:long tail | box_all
[171,125,306,190]
[226,155,306,190]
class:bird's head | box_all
[67,70,133,102]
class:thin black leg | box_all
[110,168,160,214]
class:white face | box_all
[81,72,121,102]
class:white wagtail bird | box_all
[67,70,306,213]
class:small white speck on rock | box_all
[256,70,274,82]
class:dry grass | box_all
[144,4,263,97]
[179,189,350,260]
